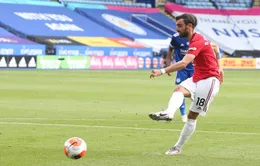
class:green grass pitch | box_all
[0,70,259,166]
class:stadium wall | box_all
[1,56,259,70]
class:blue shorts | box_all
[175,69,194,85]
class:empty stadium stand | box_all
[59,0,152,8]
[0,0,63,7]
[0,27,35,44]
[0,27,45,56]
[171,0,215,8]
[0,2,173,56]
[213,0,251,10]
[0,0,259,58]
[165,2,260,57]
[171,0,253,9]
[0,4,123,37]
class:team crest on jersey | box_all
[180,49,187,55]
[176,78,181,83]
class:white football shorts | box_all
[180,77,220,116]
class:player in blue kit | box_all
[164,32,194,122]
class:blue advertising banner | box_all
[76,8,168,39]
[0,27,15,35]
[0,27,40,44]
[0,44,45,55]
[56,45,153,57]
[0,36,36,44]
[0,4,121,37]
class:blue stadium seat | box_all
[175,0,251,9]
[0,0,16,4]
[182,0,214,8]
[213,0,250,9]
[67,2,106,9]
[0,0,63,6]
[22,1,63,6]
[59,0,151,8]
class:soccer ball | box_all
[63,137,87,159]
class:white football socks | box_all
[174,119,197,150]
[164,92,184,116]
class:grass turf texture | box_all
[0,70,259,166]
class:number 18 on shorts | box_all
[180,77,220,116]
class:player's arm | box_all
[150,40,201,78]
[166,34,179,67]
[210,42,221,67]
[211,42,224,84]
[164,54,194,73]
[166,46,173,67]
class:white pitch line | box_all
[0,122,259,136]
[0,117,150,122]
[0,117,260,125]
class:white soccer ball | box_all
[63,137,87,159]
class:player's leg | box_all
[175,70,189,122]
[165,77,220,155]
[179,100,187,122]
[149,77,195,121]
[179,70,194,122]
[165,110,198,155]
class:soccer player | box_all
[149,13,224,155]
[166,33,194,123]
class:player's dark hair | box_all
[176,13,197,28]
